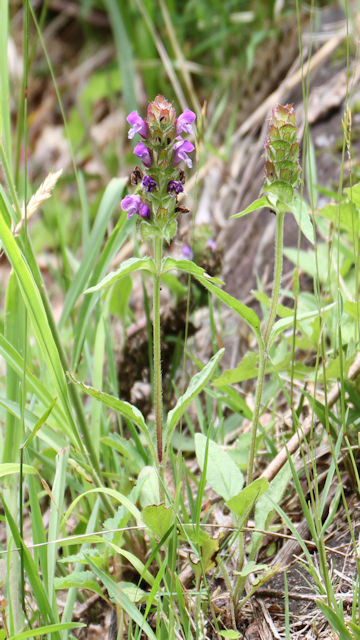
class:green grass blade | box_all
[0,495,61,636]
[59,178,126,328]
[103,0,137,112]
[47,447,69,602]
[7,623,85,640]
[0,2,12,162]
[72,215,129,369]
[61,497,101,625]
[86,556,158,640]
[26,449,48,592]
[0,206,74,433]
[315,600,353,640]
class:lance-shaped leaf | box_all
[231,195,269,219]
[84,256,155,294]
[162,258,260,336]
[165,349,224,455]
[68,373,156,460]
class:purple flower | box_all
[173,139,195,168]
[176,109,196,135]
[134,142,152,167]
[127,111,147,139]
[121,194,151,220]
[121,194,142,219]
[142,176,157,193]
[167,180,184,196]
[139,202,151,219]
[207,239,216,251]
[181,244,193,260]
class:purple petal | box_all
[134,142,152,167]
[121,194,141,219]
[167,180,184,196]
[181,244,193,259]
[139,203,151,219]
[142,176,158,193]
[173,139,195,168]
[127,111,147,139]
[176,109,196,135]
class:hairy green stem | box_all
[247,210,285,486]
[153,236,164,492]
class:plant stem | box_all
[247,210,285,485]
[264,210,285,348]
[153,236,164,485]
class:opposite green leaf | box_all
[231,196,269,218]
[161,257,224,286]
[85,257,155,294]
[162,257,260,335]
[68,373,144,429]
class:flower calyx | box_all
[264,103,301,211]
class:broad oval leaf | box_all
[142,504,174,538]
[289,195,314,244]
[226,477,269,527]
[195,433,244,501]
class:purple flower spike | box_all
[182,244,193,260]
[142,176,158,193]
[176,109,196,135]
[167,180,184,196]
[127,111,147,139]
[139,202,151,219]
[173,139,195,168]
[121,194,142,220]
[134,142,152,167]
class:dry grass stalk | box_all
[15,168,63,233]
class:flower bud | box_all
[147,94,176,129]
[142,176,157,193]
[167,180,184,196]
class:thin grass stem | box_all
[247,210,285,485]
